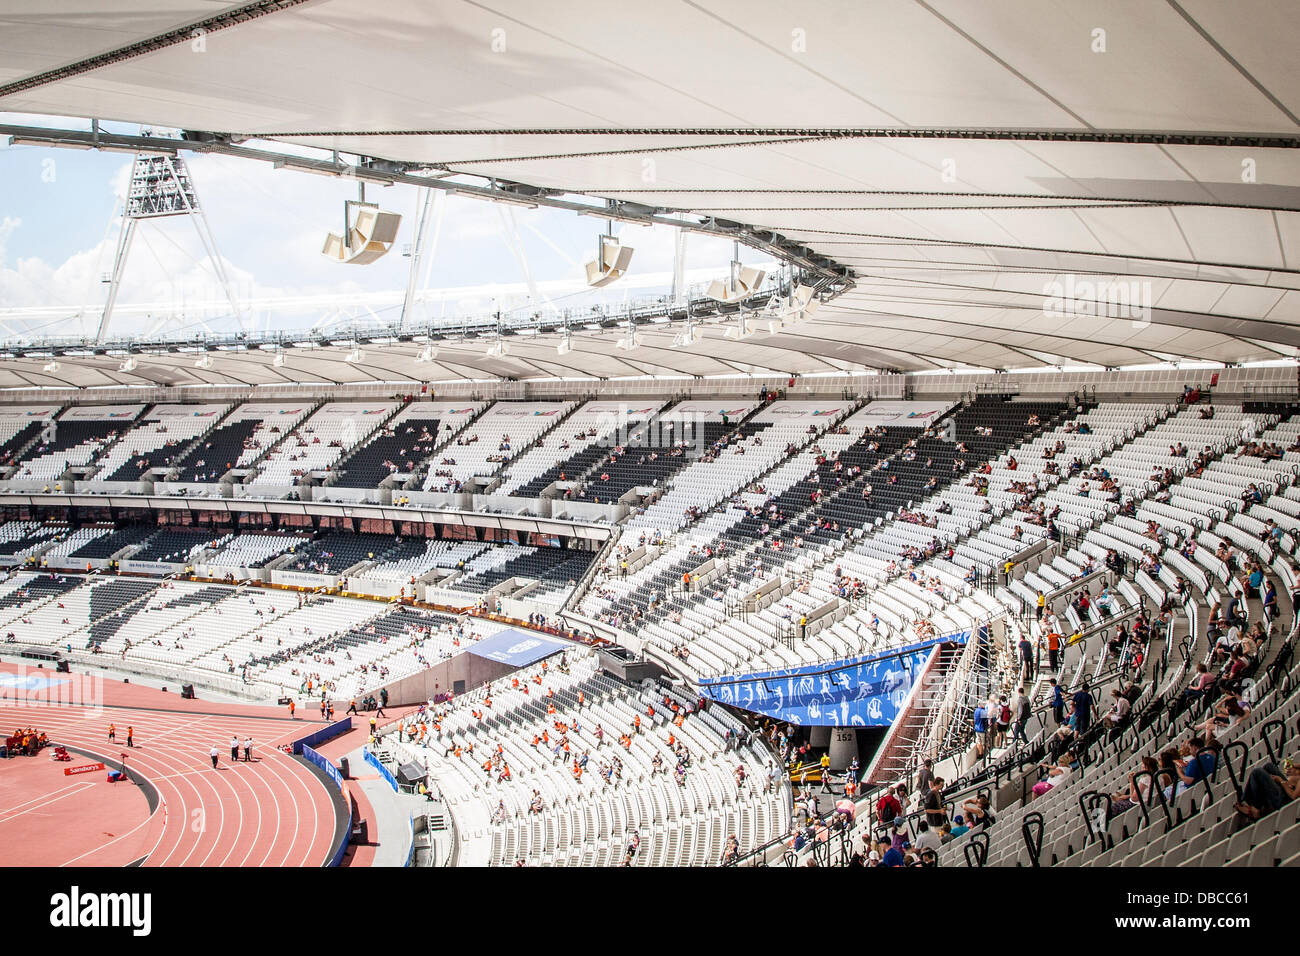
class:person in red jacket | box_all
[876,784,902,825]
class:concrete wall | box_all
[270,569,338,589]
[550,500,625,523]
[0,364,1290,410]
[471,493,549,517]
[315,485,385,505]
[376,651,518,707]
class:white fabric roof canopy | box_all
[2,0,1300,387]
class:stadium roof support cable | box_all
[233,126,1300,149]
[0,0,313,100]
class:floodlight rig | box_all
[95,151,242,344]
[322,181,403,265]
[585,219,634,288]
[615,316,642,351]
[707,242,766,302]
[556,324,574,356]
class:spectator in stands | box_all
[1109,756,1158,817]
[877,839,904,867]
[1071,680,1095,734]
[913,820,942,856]
[1262,579,1278,622]
[1175,737,1218,794]
[1179,663,1216,708]
[1046,631,1062,672]
[1031,752,1075,799]
[1219,646,1251,692]
[972,700,990,758]
[1245,563,1265,599]
[960,794,995,829]
[722,833,740,865]
[995,696,1011,748]
[1049,678,1065,725]
[924,777,947,828]
[1235,759,1300,821]
[1196,694,1250,744]
[1019,634,1035,675]
[1103,688,1131,729]
[1012,688,1031,747]
[915,758,934,795]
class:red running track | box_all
[0,668,343,867]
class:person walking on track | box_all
[107,723,115,742]
[230,735,239,762]
[209,745,219,769]
[243,737,253,762]
[126,726,134,748]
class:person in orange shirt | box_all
[107,724,116,741]
[1046,630,1062,671]
[634,715,642,734]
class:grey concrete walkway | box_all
[345,745,432,867]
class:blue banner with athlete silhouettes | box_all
[698,631,971,727]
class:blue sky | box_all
[0,117,774,343]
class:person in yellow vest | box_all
[799,614,808,640]
[1036,591,1046,620]
[819,752,832,793]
